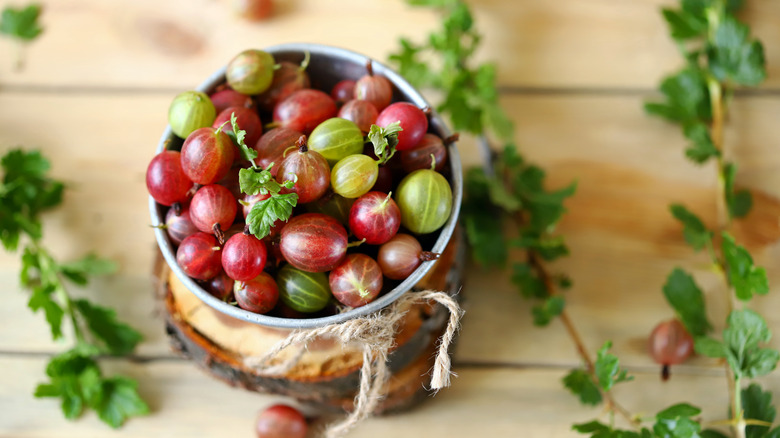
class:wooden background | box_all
[1,0,779,436]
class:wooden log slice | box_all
[160,229,465,414]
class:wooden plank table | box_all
[1,0,779,436]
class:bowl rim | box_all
[149,43,463,329]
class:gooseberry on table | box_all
[649,319,694,380]
[255,404,307,438]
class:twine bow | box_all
[243,290,463,438]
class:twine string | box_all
[243,290,463,438]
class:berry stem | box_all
[703,13,744,436]
[215,118,231,135]
[527,234,638,427]
[299,50,311,72]
[33,241,86,344]
[378,191,393,209]
[444,133,460,145]
[419,251,440,261]
[296,135,308,153]
[213,223,226,245]
[347,238,366,248]
[366,60,374,76]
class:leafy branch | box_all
[0,3,43,71]
[230,112,298,239]
[390,0,644,428]
[1,149,148,428]
[646,1,777,437]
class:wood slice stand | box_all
[160,231,464,415]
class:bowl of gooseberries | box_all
[148,44,462,329]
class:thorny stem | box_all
[734,375,746,438]
[528,250,639,427]
[707,61,745,438]
[708,76,730,231]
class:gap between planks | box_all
[0,350,727,377]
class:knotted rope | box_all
[243,290,463,438]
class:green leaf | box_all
[367,122,402,164]
[573,421,652,438]
[37,350,101,420]
[683,123,720,164]
[58,254,117,286]
[74,299,143,356]
[38,349,147,428]
[238,167,282,197]
[741,383,775,438]
[653,403,702,438]
[511,165,576,233]
[510,262,546,300]
[461,167,507,267]
[594,341,632,392]
[20,245,40,287]
[2,148,49,178]
[670,204,713,251]
[644,67,710,124]
[662,7,707,40]
[743,347,780,380]
[92,376,149,429]
[562,369,602,406]
[722,309,779,378]
[729,190,752,219]
[34,383,61,398]
[573,420,610,434]
[0,4,43,41]
[482,102,514,143]
[230,112,258,162]
[486,177,521,212]
[28,284,64,339]
[694,336,727,358]
[246,193,298,239]
[723,162,752,218]
[662,268,711,337]
[532,296,565,326]
[657,402,701,419]
[513,233,569,262]
[388,38,436,88]
[708,15,766,86]
[1,149,64,250]
[721,233,768,301]
[765,428,780,438]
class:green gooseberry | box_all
[308,118,365,166]
[331,155,379,199]
[395,169,452,234]
[226,49,275,95]
[276,264,332,313]
[168,91,216,139]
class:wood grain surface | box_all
[0,0,779,437]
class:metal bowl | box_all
[149,43,462,329]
